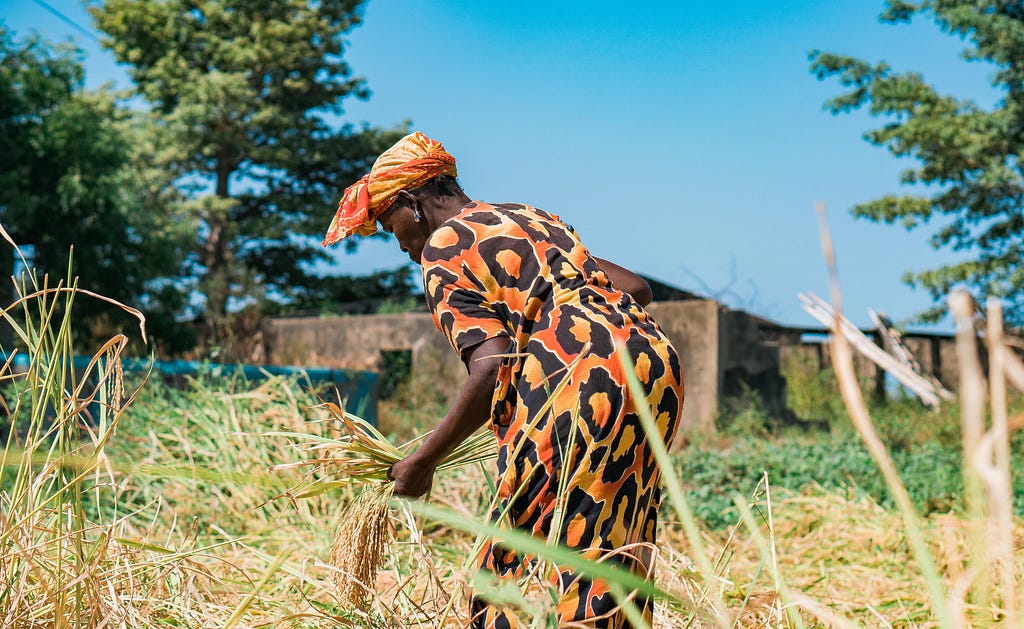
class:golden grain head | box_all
[330,484,394,609]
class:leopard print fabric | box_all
[421,202,683,628]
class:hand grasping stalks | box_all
[268,402,496,607]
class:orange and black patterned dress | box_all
[421,202,683,628]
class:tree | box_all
[811,1,1024,324]
[0,27,191,351]
[90,0,406,342]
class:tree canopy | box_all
[89,0,406,341]
[811,1,1024,324]
[0,27,190,350]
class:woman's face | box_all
[377,199,429,264]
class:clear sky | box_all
[0,0,1002,330]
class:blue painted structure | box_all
[4,354,378,424]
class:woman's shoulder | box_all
[426,201,521,245]
[423,201,577,261]
[456,201,571,232]
[421,202,505,266]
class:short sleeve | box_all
[422,261,509,360]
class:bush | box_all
[683,393,1024,530]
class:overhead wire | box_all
[29,0,101,42]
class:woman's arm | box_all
[593,257,653,307]
[388,335,509,498]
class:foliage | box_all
[810,1,1024,324]
[0,27,191,351]
[780,351,848,427]
[89,0,408,339]
[679,434,963,529]
[697,391,1024,530]
[263,264,421,316]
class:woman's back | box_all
[421,201,664,363]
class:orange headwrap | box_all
[322,131,457,246]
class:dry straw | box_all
[815,202,1024,627]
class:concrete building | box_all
[260,277,785,434]
[258,277,962,434]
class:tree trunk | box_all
[200,163,234,342]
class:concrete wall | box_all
[780,341,883,395]
[645,300,719,433]
[260,304,975,437]
[718,309,786,416]
[901,335,960,389]
[262,313,466,393]
[263,300,726,433]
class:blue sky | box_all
[0,1,1002,329]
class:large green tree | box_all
[90,0,405,341]
[0,26,190,350]
[811,1,1024,324]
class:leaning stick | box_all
[869,309,954,401]
[799,292,943,408]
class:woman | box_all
[323,132,683,628]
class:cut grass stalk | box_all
[270,402,496,499]
[815,202,952,627]
[329,483,394,608]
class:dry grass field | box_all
[2,353,1021,627]
[1,236,1021,627]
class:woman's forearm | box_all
[408,362,497,467]
[389,336,509,497]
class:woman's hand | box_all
[388,454,436,499]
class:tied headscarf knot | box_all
[322,132,457,246]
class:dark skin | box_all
[381,183,653,498]
[388,335,508,497]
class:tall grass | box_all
[0,233,150,627]
[0,233,348,627]
[815,203,1022,626]
[2,216,1021,627]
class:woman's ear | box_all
[396,189,424,223]
[395,189,416,206]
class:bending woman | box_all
[323,132,683,628]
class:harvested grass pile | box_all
[272,402,494,496]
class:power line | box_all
[30,0,100,42]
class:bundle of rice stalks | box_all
[269,402,496,607]
[329,483,395,608]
